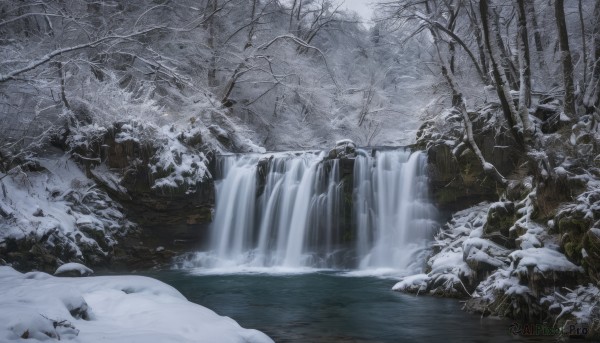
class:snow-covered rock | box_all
[0,266,273,343]
[0,154,135,271]
[55,263,94,277]
[392,274,430,293]
[328,139,357,159]
[510,248,584,274]
[394,197,595,335]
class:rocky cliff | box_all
[396,102,600,339]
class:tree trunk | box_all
[288,0,297,33]
[584,1,600,115]
[516,0,531,108]
[525,0,546,77]
[244,0,258,49]
[467,0,489,80]
[205,0,218,88]
[526,1,543,55]
[579,0,588,88]
[492,8,518,90]
[555,0,577,119]
[480,0,526,147]
[432,22,487,84]
[54,61,70,110]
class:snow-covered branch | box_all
[0,27,165,83]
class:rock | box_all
[426,143,497,211]
[416,105,523,211]
[208,125,232,148]
[582,228,600,282]
[73,122,217,257]
[112,244,176,270]
[465,247,505,275]
[256,155,274,196]
[482,202,516,248]
[532,100,563,134]
[506,176,532,201]
[535,173,587,220]
[555,209,592,263]
[328,139,356,159]
[484,202,515,236]
[464,297,492,316]
[54,262,94,277]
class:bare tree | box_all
[555,0,577,119]
[516,0,531,109]
[583,1,600,116]
[479,0,526,146]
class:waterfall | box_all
[189,148,437,272]
[353,150,438,271]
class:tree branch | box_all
[0,26,165,83]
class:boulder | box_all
[532,100,564,134]
[582,228,600,282]
[483,202,516,248]
[328,139,356,159]
[54,262,94,277]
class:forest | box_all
[1,0,600,341]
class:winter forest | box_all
[1,0,600,342]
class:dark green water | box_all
[142,270,549,342]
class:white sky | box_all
[340,0,376,21]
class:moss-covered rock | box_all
[483,202,516,248]
[426,142,498,211]
[419,105,522,212]
[582,228,600,282]
[555,210,592,264]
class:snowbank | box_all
[0,267,273,343]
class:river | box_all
[145,269,541,343]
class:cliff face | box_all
[416,105,523,213]
[1,120,220,272]
[71,121,219,269]
[397,103,600,339]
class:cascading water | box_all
[353,149,438,271]
[188,148,437,273]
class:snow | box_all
[0,154,134,260]
[148,125,210,191]
[55,263,94,276]
[0,267,273,343]
[465,249,505,269]
[392,274,430,292]
[335,139,355,146]
[390,203,492,296]
[472,268,531,299]
[510,248,584,274]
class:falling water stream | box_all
[185,148,438,274]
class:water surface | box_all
[146,270,540,342]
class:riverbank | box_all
[0,266,273,342]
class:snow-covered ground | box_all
[0,266,273,342]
